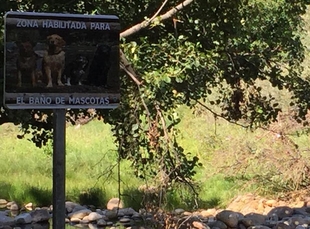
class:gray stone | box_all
[267,207,294,220]
[30,209,51,223]
[208,220,227,229]
[65,201,80,213]
[273,222,294,229]
[0,214,14,226]
[241,213,267,227]
[14,213,32,224]
[96,218,107,226]
[216,210,243,228]
[0,211,8,216]
[119,217,131,223]
[72,205,88,213]
[105,210,118,220]
[288,216,310,226]
[95,209,103,215]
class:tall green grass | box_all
[0,113,250,211]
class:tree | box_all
[1,0,310,192]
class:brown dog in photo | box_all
[43,34,66,87]
[16,41,37,87]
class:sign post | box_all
[53,109,66,229]
[4,12,120,229]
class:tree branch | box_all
[119,50,142,85]
[120,0,195,38]
[119,0,194,87]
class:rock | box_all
[105,210,118,220]
[95,209,103,215]
[208,219,227,229]
[107,198,123,210]
[87,212,102,222]
[24,203,33,211]
[80,219,90,224]
[131,213,142,220]
[199,209,217,218]
[14,213,32,224]
[0,226,13,229]
[288,216,310,226]
[118,208,137,216]
[30,209,51,223]
[8,202,18,211]
[216,210,243,228]
[174,208,185,215]
[240,213,267,227]
[265,199,278,207]
[295,226,307,229]
[72,205,88,213]
[267,206,294,220]
[192,221,209,229]
[65,201,80,213]
[0,214,14,226]
[96,218,107,226]
[88,223,98,229]
[0,200,8,208]
[273,222,294,229]
[119,217,131,223]
[0,211,8,216]
[68,209,92,219]
[183,211,192,216]
[10,211,18,217]
[70,217,81,223]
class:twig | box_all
[120,0,194,38]
[120,50,142,85]
[155,104,169,141]
[196,100,250,129]
[148,0,169,25]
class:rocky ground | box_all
[1,192,310,229]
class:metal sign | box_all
[4,12,120,109]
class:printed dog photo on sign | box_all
[4,12,120,95]
[4,12,120,109]
[63,54,89,86]
[43,34,66,87]
[16,39,38,87]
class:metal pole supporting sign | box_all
[53,109,66,229]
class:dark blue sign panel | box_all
[4,12,120,109]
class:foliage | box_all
[1,0,310,198]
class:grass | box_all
[0,112,252,211]
[1,102,310,211]
[0,121,144,209]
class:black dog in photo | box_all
[87,44,111,87]
[64,54,89,86]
